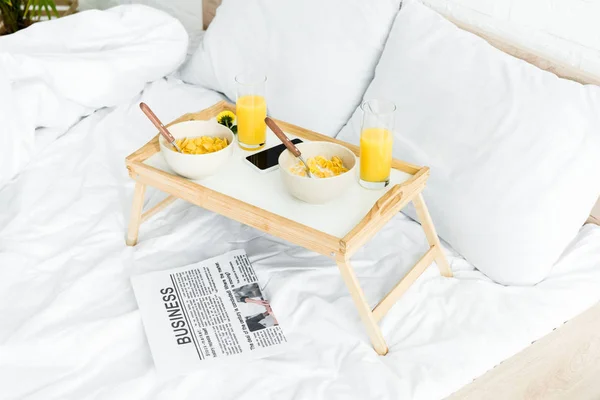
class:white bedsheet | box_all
[1,76,600,400]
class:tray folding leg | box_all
[126,182,146,246]
[126,181,179,246]
[337,179,452,355]
[413,192,453,277]
[336,258,389,355]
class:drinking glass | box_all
[359,99,396,189]
[236,72,267,150]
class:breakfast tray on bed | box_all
[125,101,453,355]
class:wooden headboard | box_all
[203,0,222,30]
[201,0,600,224]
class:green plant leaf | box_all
[23,0,33,18]
[42,1,50,20]
[49,0,59,18]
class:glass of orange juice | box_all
[235,72,267,150]
[359,99,396,189]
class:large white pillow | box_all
[337,0,600,285]
[179,0,401,136]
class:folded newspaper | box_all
[131,250,287,376]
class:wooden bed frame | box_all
[202,2,600,398]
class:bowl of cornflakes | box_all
[278,141,356,204]
[159,120,234,180]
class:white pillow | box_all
[179,0,401,136]
[337,0,600,285]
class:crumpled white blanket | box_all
[0,5,188,188]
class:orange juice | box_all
[236,95,267,150]
[360,127,393,183]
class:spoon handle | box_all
[265,117,301,157]
[140,102,181,152]
[265,117,312,178]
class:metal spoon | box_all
[139,102,182,153]
[264,117,312,178]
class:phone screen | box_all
[246,139,303,171]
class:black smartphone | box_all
[244,139,303,172]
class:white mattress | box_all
[2,78,600,400]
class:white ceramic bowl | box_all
[278,141,357,204]
[159,120,234,180]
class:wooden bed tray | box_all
[125,101,452,355]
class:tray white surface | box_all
[144,128,412,238]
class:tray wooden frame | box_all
[125,100,453,355]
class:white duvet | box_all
[0,5,188,188]
[2,7,600,400]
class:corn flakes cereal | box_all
[173,136,229,154]
[289,155,349,178]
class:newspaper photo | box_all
[131,249,287,376]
